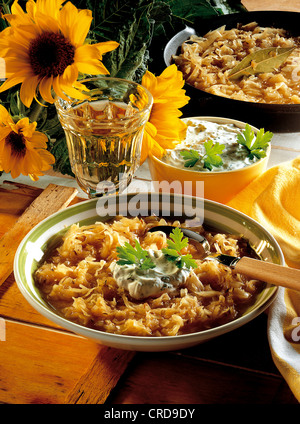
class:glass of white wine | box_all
[55,77,153,198]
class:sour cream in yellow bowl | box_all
[148,117,271,204]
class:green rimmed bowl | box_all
[14,193,282,352]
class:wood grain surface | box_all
[0,182,296,405]
[0,0,299,405]
[0,183,77,286]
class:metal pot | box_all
[164,11,300,133]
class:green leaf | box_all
[82,0,156,81]
[116,240,155,270]
[169,226,188,251]
[180,150,200,168]
[237,124,273,159]
[162,227,197,269]
[178,253,197,269]
[203,140,225,170]
[228,47,295,80]
[48,135,74,177]
[180,141,225,171]
[161,248,180,258]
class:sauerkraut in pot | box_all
[173,22,300,104]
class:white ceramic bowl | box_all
[14,193,282,351]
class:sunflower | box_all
[140,64,190,163]
[0,104,55,180]
[0,0,119,107]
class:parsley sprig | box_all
[180,124,273,170]
[116,228,197,271]
[162,227,197,270]
[237,124,273,159]
[116,240,155,270]
[180,140,225,171]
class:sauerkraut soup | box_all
[34,216,264,337]
[173,22,300,104]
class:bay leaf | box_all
[228,47,295,80]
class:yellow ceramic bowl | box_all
[148,116,271,204]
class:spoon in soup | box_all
[148,225,300,292]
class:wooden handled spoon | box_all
[148,225,300,291]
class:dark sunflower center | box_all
[29,32,75,78]
[5,131,26,157]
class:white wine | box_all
[60,100,145,197]
[55,77,152,198]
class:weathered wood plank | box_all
[0,184,77,286]
[0,320,100,404]
[64,348,136,404]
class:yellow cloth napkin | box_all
[227,156,300,402]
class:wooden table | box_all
[0,0,300,408]
[0,143,299,406]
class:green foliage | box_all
[116,240,156,270]
[237,124,273,159]
[86,0,158,81]
[162,227,197,269]
[180,149,200,168]
[203,140,225,170]
[180,140,225,171]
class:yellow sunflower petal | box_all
[142,65,189,106]
[4,0,32,26]
[140,70,157,93]
[0,73,26,93]
[0,104,54,180]
[34,11,61,34]
[140,65,189,161]
[39,76,55,104]
[52,75,70,101]
[29,131,49,148]
[0,105,14,126]
[35,0,64,20]
[0,127,12,141]
[94,41,120,57]
[0,0,118,106]
[62,63,78,85]
[0,143,13,174]
[37,147,55,167]
[16,118,37,138]
[60,2,92,47]
[20,75,39,107]
[140,121,164,164]
[77,59,110,76]
[8,156,19,178]
[22,148,42,172]
[59,81,89,101]
[75,44,101,61]
[75,43,118,75]
[0,140,5,159]
[25,0,36,20]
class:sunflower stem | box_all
[1,1,11,16]
[29,100,47,123]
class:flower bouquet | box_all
[0,0,245,182]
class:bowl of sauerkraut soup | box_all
[14,193,281,351]
[148,116,271,204]
[165,11,300,132]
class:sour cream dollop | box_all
[111,249,190,300]
[161,119,258,172]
